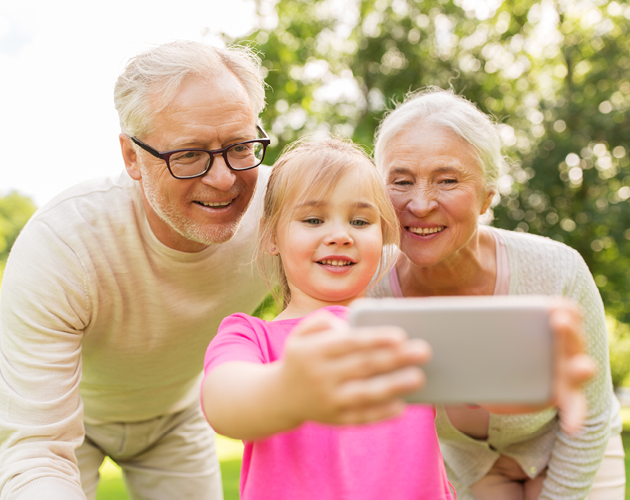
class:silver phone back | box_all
[349,297,553,404]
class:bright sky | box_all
[0,0,260,207]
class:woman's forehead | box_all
[383,125,481,173]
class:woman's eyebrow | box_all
[388,167,413,176]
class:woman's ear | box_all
[480,188,497,215]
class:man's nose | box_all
[200,154,237,192]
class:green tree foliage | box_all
[0,192,37,282]
[232,0,630,322]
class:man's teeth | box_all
[197,200,231,207]
[319,259,353,267]
[408,226,445,235]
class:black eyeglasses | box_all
[131,125,270,179]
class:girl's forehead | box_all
[288,168,376,206]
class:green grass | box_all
[95,435,243,500]
[95,458,241,500]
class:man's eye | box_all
[442,178,458,184]
[172,151,201,162]
[392,180,412,186]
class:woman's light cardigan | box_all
[369,227,621,500]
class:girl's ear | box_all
[265,236,279,256]
[260,218,279,255]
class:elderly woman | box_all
[369,88,624,500]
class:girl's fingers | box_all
[336,366,425,409]
[331,338,431,380]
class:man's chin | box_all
[183,221,242,246]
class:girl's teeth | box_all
[409,226,445,235]
[320,259,352,266]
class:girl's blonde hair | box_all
[256,136,400,309]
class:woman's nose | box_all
[406,189,439,217]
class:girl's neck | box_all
[274,293,361,321]
[397,226,497,297]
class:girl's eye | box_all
[351,219,369,227]
[303,218,323,225]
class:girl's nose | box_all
[323,223,354,246]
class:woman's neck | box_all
[397,226,497,297]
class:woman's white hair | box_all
[114,40,266,138]
[374,87,504,190]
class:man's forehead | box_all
[144,71,256,146]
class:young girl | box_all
[201,137,455,500]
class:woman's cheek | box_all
[386,187,408,210]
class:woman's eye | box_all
[441,178,458,185]
[392,179,412,186]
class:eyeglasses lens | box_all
[226,142,265,170]
[169,141,265,178]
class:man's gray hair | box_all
[114,40,266,138]
[374,87,504,190]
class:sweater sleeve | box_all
[0,220,91,500]
[539,250,614,500]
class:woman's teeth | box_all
[196,200,231,207]
[319,259,353,267]
[408,226,445,235]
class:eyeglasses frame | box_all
[130,125,271,179]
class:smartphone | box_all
[349,296,554,405]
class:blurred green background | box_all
[1,0,630,498]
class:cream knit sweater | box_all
[369,227,621,500]
[0,169,270,499]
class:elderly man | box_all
[0,41,271,500]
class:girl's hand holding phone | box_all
[280,311,431,426]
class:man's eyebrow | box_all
[169,134,255,149]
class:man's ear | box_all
[120,134,142,181]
